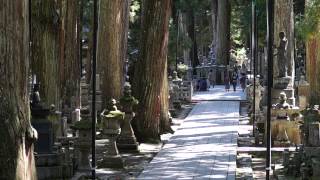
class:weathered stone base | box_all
[272,88,295,105]
[272,76,295,106]
[35,153,73,180]
[99,155,124,169]
[117,136,139,152]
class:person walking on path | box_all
[208,70,215,88]
[231,71,238,92]
[224,72,230,92]
[239,73,246,92]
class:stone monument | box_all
[71,108,92,172]
[31,84,73,179]
[276,31,288,78]
[272,31,295,106]
[117,82,139,152]
[99,99,124,168]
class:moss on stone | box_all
[104,111,124,119]
[71,120,92,130]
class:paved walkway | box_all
[192,85,246,101]
[138,87,243,179]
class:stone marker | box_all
[117,82,139,152]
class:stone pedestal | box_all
[117,113,139,152]
[312,158,320,178]
[35,152,72,180]
[99,104,124,168]
[74,133,91,171]
[297,80,310,109]
[308,122,320,147]
[100,129,124,168]
[31,108,53,154]
[72,108,92,172]
[272,77,295,106]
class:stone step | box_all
[35,153,62,167]
[37,163,73,180]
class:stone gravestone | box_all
[31,84,73,179]
[31,84,53,153]
[117,82,139,152]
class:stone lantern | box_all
[99,99,124,168]
[117,82,139,151]
[71,108,92,171]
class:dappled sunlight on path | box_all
[138,89,245,179]
[192,85,246,101]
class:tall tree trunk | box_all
[216,0,231,65]
[306,37,320,102]
[187,9,200,69]
[0,1,37,179]
[180,12,191,66]
[61,0,80,108]
[160,60,173,134]
[211,0,218,48]
[305,0,320,103]
[274,0,295,78]
[31,0,60,108]
[132,0,172,143]
[97,0,130,104]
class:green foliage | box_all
[296,0,320,40]
[230,0,266,48]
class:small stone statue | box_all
[274,92,290,109]
[276,31,288,77]
[31,83,41,108]
[105,99,118,112]
[119,82,139,113]
[172,71,182,82]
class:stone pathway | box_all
[192,85,246,101]
[138,87,244,179]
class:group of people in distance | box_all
[196,66,247,92]
[224,67,247,92]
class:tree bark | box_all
[211,0,218,48]
[97,0,130,104]
[61,0,81,108]
[306,37,320,102]
[31,0,60,108]
[274,0,295,78]
[216,0,231,65]
[0,1,37,179]
[132,0,172,143]
[160,60,173,134]
[187,9,200,69]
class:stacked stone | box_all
[72,108,92,172]
[117,82,139,152]
[80,77,90,108]
[99,99,124,168]
[87,74,102,112]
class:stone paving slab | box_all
[138,100,241,180]
[192,85,246,101]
